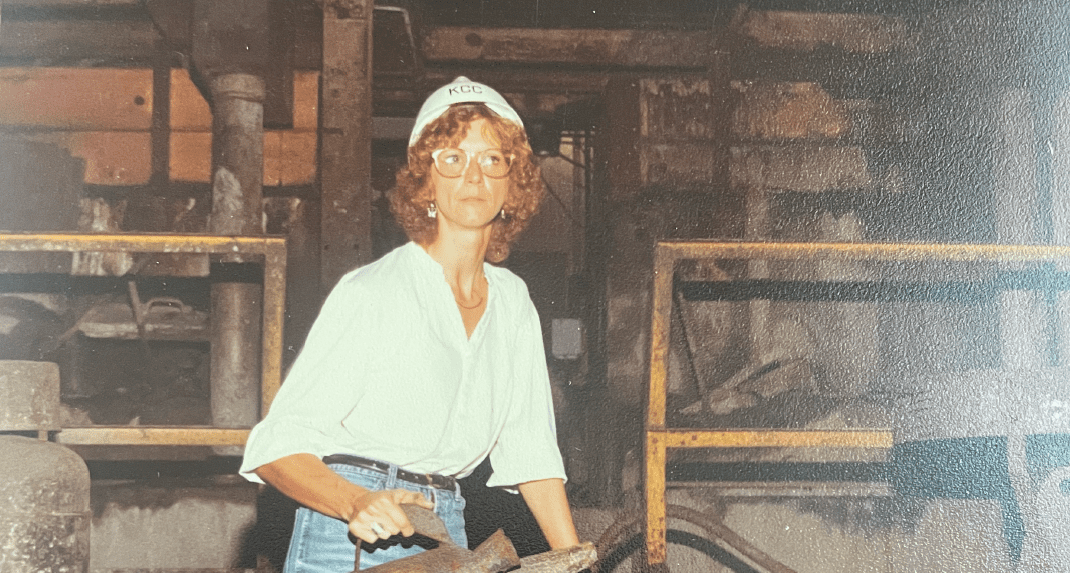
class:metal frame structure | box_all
[0,232,286,447]
[643,240,1070,565]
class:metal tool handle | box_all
[354,503,455,571]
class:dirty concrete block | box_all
[90,480,259,570]
[730,145,872,192]
[738,10,908,54]
[732,81,851,141]
[0,359,61,431]
[893,499,1012,573]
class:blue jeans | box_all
[283,460,467,572]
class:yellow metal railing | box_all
[644,240,1070,564]
[0,232,286,446]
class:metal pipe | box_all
[209,73,265,446]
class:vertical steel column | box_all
[320,0,374,291]
[209,73,265,440]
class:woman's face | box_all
[429,118,510,236]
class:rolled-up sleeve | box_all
[486,302,566,490]
[239,278,371,483]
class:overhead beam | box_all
[423,27,727,68]
[3,0,141,5]
[0,20,163,66]
[1,15,731,71]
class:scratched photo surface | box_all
[2,1,1070,572]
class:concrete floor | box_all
[87,480,1019,572]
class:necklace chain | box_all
[456,295,484,310]
[453,275,486,310]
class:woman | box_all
[240,76,580,572]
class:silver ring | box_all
[370,522,387,537]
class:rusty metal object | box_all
[358,505,597,573]
[0,360,61,431]
[362,529,519,573]
[516,542,598,573]
[358,505,519,573]
[0,435,91,573]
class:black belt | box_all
[322,454,457,491]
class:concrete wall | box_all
[89,479,260,571]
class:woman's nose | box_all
[464,155,484,182]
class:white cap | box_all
[408,76,524,147]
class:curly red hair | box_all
[389,104,544,263]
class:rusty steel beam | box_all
[655,429,893,450]
[319,0,374,290]
[1,16,730,71]
[423,26,727,68]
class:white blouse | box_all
[239,241,566,489]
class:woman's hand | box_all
[346,488,435,544]
[253,455,437,545]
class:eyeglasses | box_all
[431,148,513,179]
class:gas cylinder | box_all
[1,360,91,572]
